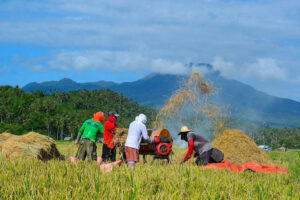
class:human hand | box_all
[180,160,186,165]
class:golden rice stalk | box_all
[0,132,64,161]
[212,129,273,164]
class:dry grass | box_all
[153,72,229,137]
[113,128,128,149]
[0,132,64,161]
[0,141,298,199]
[212,129,273,164]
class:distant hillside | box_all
[0,86,155,138]
[23,69,300,128]
[24,78,116,92]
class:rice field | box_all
[0,142,299,200]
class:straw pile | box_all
[153,72,214,129]
[113,128,128,149]
[0,132,13,144]
[212,129,273,164]
[113,128,129,159]
[0,132,64,161]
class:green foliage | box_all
[0,86,156,139]
[253,127,300,149]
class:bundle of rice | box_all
[113,128,128,149]
[112,128,128,159]
[0,132,64,161]
[212,129,273,164]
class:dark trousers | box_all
[75,138,97,163]
[102,144,116,162]
[196,148,224,166]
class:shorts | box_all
[125,146,139,162]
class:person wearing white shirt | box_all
[125,114,152,168]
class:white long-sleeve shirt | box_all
[125,116,150,150]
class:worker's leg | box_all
[92,142,97,161]
[76,139,87,161]
[86,139,94,163]
[122,148,127,162]
[128,161,135,168]
[102,144,109,162]
[125,146,138,168]
[110,147,116,162]
[209,148,224,163]
[197,149,212,166]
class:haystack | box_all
[0,132,64,161]
[212,129,273,164]
[0,132,13,144]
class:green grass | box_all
[0,142,299,199]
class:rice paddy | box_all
[0,141,299,199]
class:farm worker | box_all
[124,114,153,168]
[75,111,105,163]
[102,111,119,162]
[178,126,224,166]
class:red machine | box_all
[152,135,173,164]
[139,129,173,164]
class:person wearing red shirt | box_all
[178,126,224,165]
[102,111,119,162]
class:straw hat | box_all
[177,126,191,135]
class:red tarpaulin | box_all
[203,160,288,173]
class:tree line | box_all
[252,127,300,149]
[0,86,156,140]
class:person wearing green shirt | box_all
[75,111,105,162]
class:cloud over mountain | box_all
[1,0,300,100]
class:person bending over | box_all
[75,111,105,163]
[178,126,224,165]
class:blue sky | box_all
[0,0,300,101]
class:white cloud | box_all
[2,0,300,99]
[18,51,295,81]
[1,0,300,62]
[45,50,189,75]
[31,65,46,72]
[244,58,288,81]
[212,57,238,78]
[150,59,187,75]
[210,57,292,81]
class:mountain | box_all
[23,78,116,92]
[22,70,300,127]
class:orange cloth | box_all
[93,112,105,123]
[203,160,288,173]
[103,115,118,149]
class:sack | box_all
[210,148,224,163]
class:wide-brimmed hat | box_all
[177,126,191,135]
